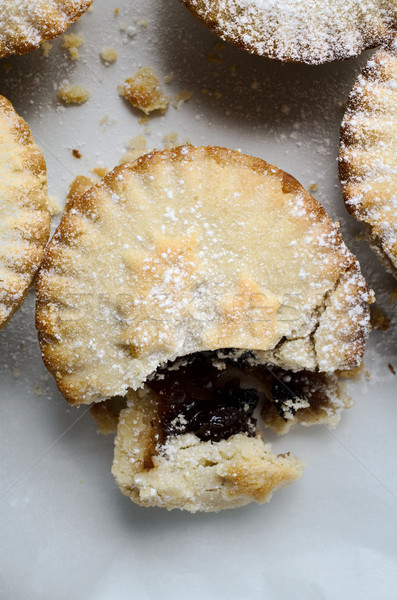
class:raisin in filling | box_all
[149,353,258,442]
[148,350,329,443]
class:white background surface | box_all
[0,1,397,598]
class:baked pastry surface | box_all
[36,146,369,406]
[0,95,50,329]
[0,0,92,58]
[180,0,397,64]
[340,43,397,277]
[36,145,371,512]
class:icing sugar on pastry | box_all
[0,95,50,329]
[36,145,371,512]
[181,0,397,64]
[340,41,397,278]
[0,0,92,58]
[36,146,370,405]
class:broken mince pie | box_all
[36,146,370,511]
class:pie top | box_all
[36,146,370,405]
[0,95,50,329]
[0,0,92,58]
[340,42,397,278]
[181,0,397,64]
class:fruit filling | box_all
[147,350,327,443]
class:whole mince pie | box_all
[36,146,371,512]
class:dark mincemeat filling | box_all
[148,351,328,443]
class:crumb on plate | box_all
[58,85,90,105]
[62,33,84,60]
[119,67,169,114]
[100,47,118,64]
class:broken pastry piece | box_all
[0,0,92,58]
[113,378,304,512]
[340,41,397,278]
[36,146,370,511]
[0,95,50,329]
[119,68,169,114]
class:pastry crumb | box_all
[370,306,391,331]
[58,85,90,105]
[163,131,178,148]
[100,47,118,64]
[388,363,396,376]
[90,400,119,435]
[41,41,52,57]
[72,149,82,159]
[48,196,62,217]
[62,33,84,61]
[91,166,109,178]
[114,7,119,15]
[172,90,193,110]
[309,182,318,192]
[120,134,147,163]
[164,73,174,84]
[119,68,169,114]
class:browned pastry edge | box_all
[36,145,369,406]
[339,43,397,278]
[0,95,50,329]
[180,0,397,64]
[0,0,93,58]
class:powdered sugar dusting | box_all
[36,146,370,405]
[182,0,397,64]
[0,0,92,58]
[0,96,50,327]
[340,44,397,278]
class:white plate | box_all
[1,1,396,598]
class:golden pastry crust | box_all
[340,43,397,278]
[0,0,92,58]
[181,0,397,64]
[36,146,370,406]
[0,95,50,329]
[112,388,304,512]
